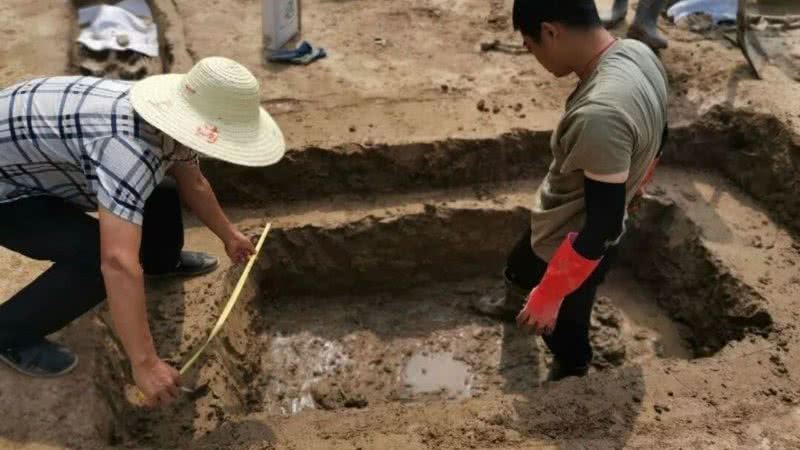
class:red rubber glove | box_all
[516,233,601,335]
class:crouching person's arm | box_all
[169,161,255,263]
[99,208,181,408]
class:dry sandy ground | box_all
[2,0,800,449]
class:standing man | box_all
[0,57,285,407]
[473,0,668,381]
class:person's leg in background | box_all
[543,246,619,380]
[0,196,106,376]
[140,177,217,277]
[598,0,669,50]
[599,0,629,27]
[628,0,669,50]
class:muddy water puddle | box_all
[253,270,690,415]
[402,351,473,398]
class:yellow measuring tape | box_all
[179,222,271,375]
[129,223,271,405]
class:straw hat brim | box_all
[130,74,285,167]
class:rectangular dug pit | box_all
[245,200,770,414]
[249,271,691,416]
[102,180,775,447]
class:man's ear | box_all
[541,22,558,43]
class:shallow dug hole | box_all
[97,185,774,446]
[249,270,690,416]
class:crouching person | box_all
[0,57,285,407]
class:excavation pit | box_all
[102,168,779,446]
[4,0,800,446]
[247,269,692,417]
[90,102,798,449]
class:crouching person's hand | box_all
[225,229,256,264]
[133,357,181,408]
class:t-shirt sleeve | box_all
[559,105,635,175]
[90,136,162,225]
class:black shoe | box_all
[146,251,219,279]
[0,339,79,377]
[547,359,589,382]
[470,270,529,322]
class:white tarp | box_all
[667,0,738,25]
[77,0,159,57]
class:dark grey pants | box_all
[0,180,183,348]
[506,229,618,370]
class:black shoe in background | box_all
[145,250,219,279]
[0,339,79,377]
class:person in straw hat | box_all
[0,57,284,407]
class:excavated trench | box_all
[86,111,800,447]
[101,206,759,446]
[64,5,799,445]
[53,2,800,448]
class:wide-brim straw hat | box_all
[130,57,285,167]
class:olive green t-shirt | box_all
[530,39,668,260]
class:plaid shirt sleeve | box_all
[90,135,164,225]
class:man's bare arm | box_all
[169,161,254,263]
[98,208,180,407]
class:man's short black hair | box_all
[512,0,602,42]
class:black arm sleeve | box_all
[572,177,627,260]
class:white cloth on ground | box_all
[667,0,738,25]
[77,0,159,57]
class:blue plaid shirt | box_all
[0,76,190,225]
